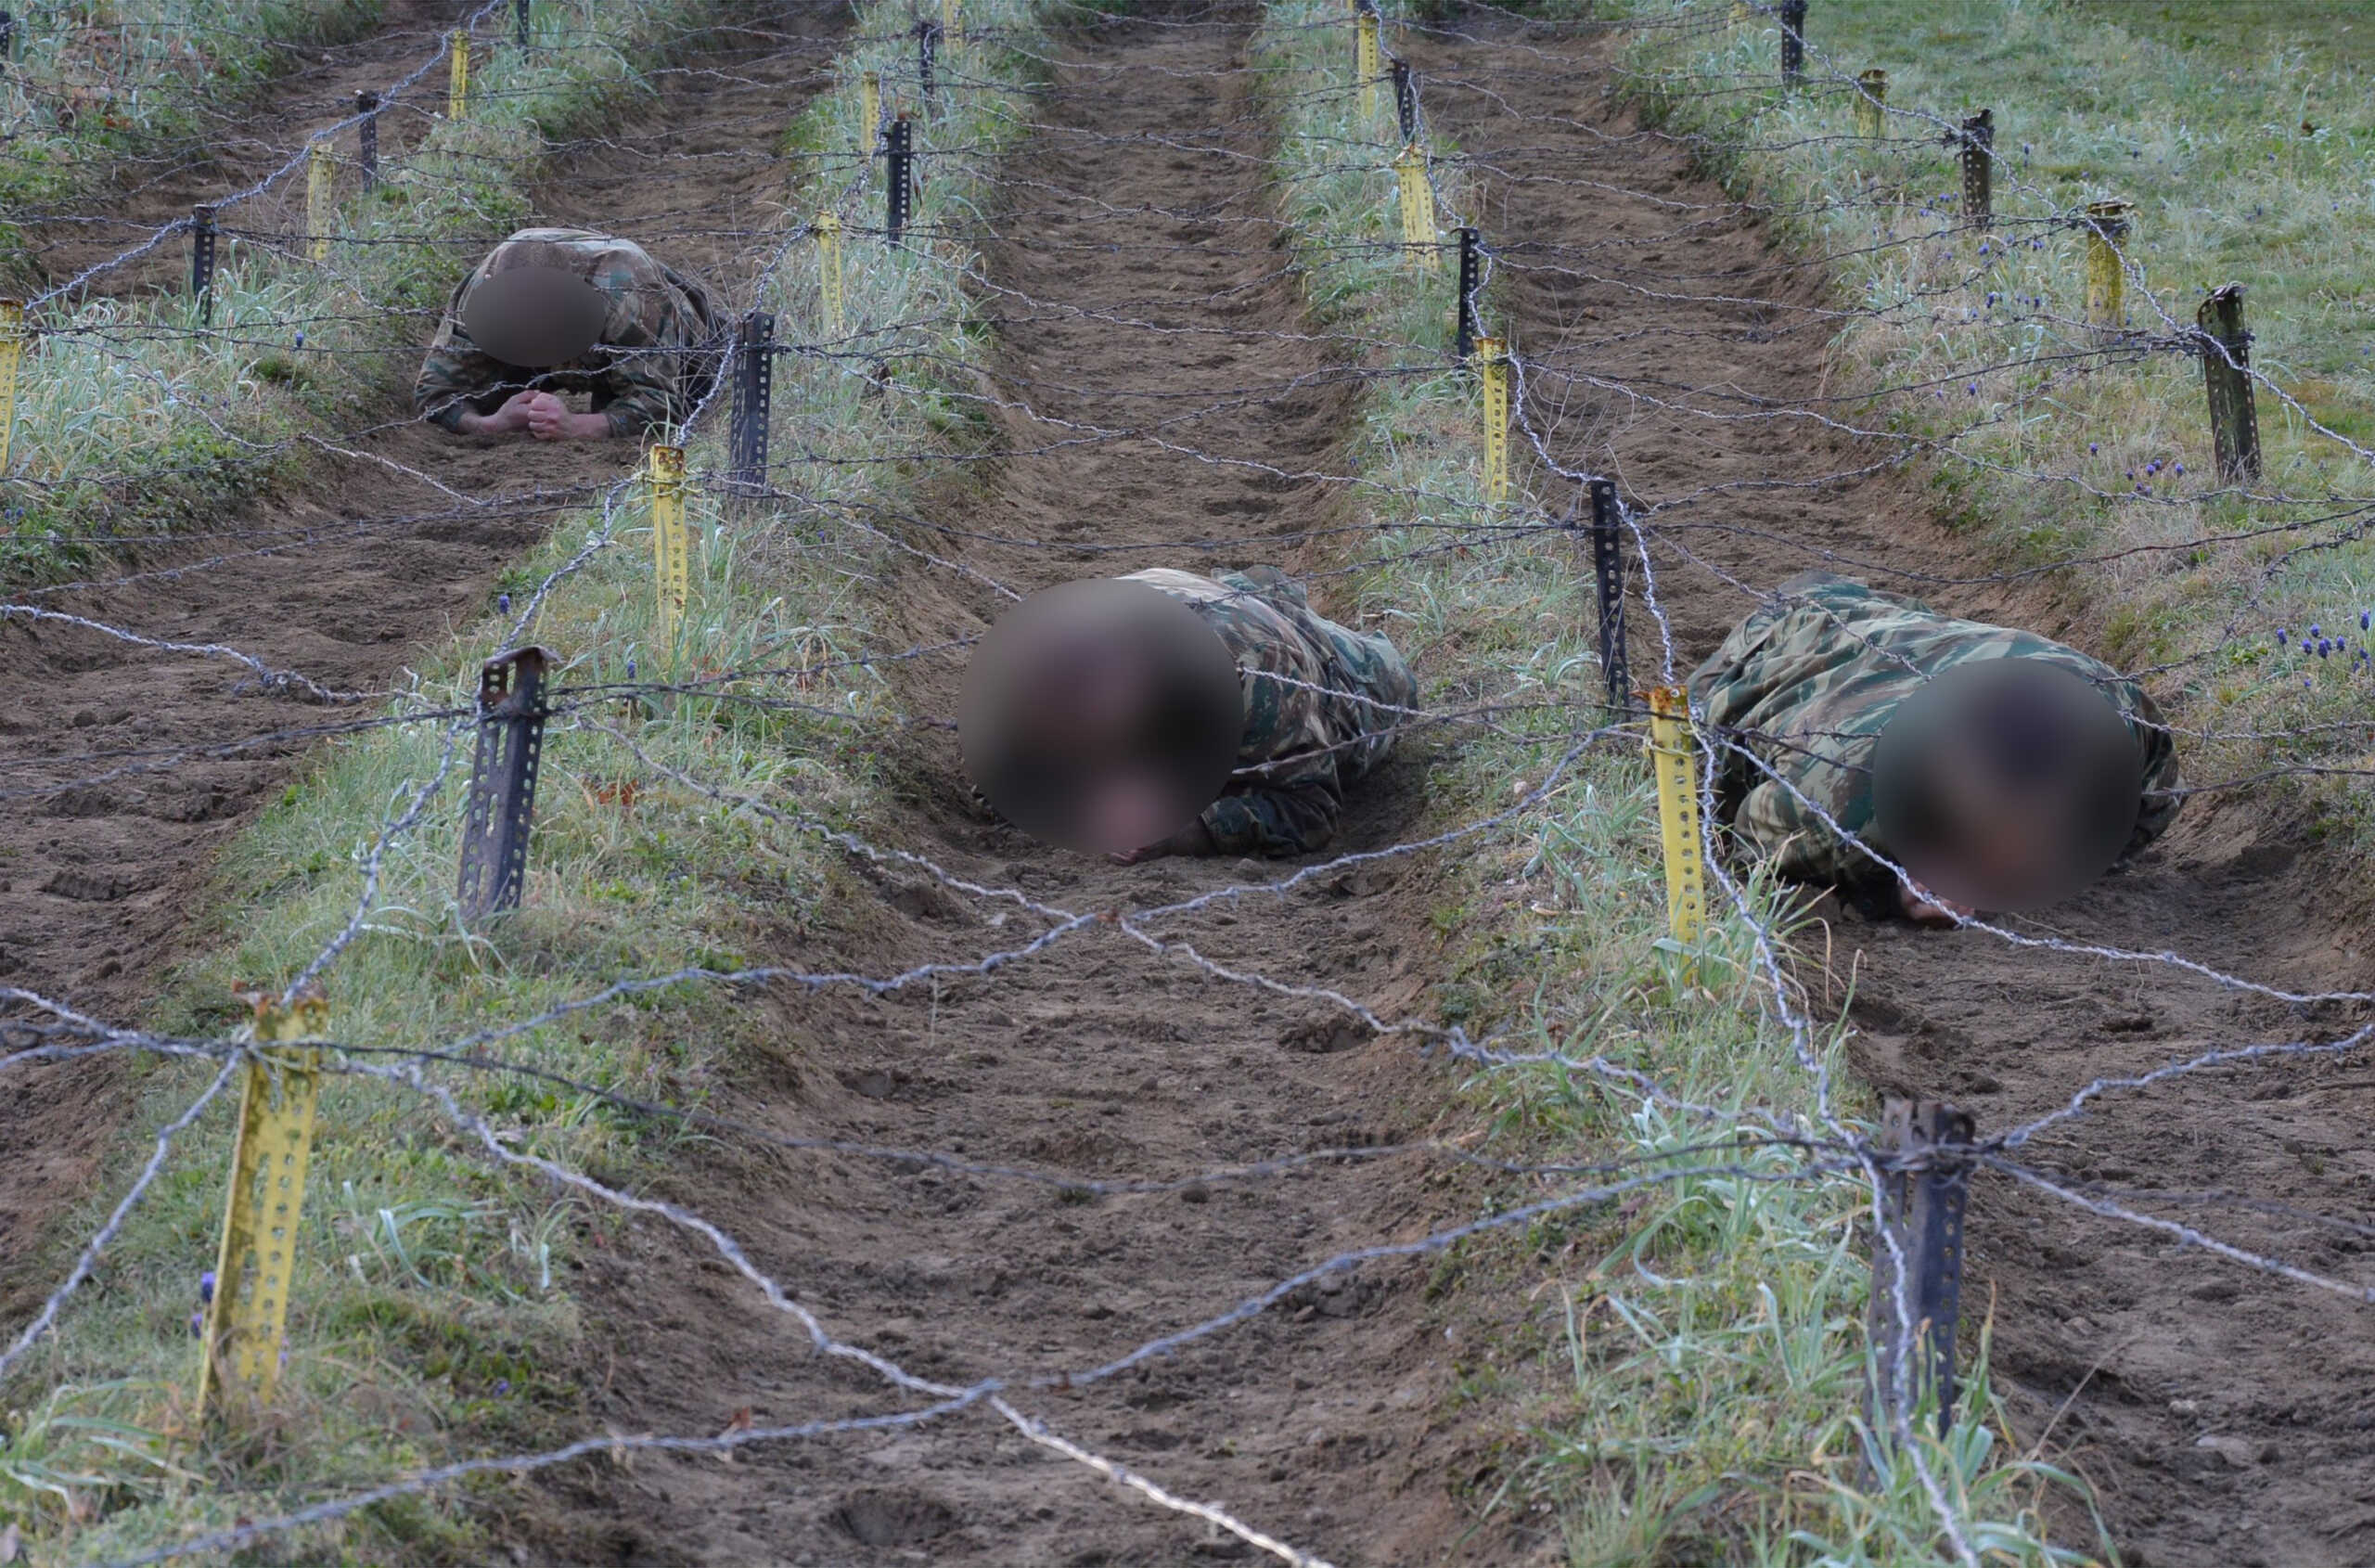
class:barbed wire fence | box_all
[0,0,2369,1562]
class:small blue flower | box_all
[2311,624,2321,637]
[2318,639,2330,657]
[2304,675,2315,688]
[294,330,305,350]
[2173,462,2185,476]
[2276,627,2289,645]
[1968,382,1980,395]
[190,1311,204,1339]
[497,592,511,615]
[2303,639,2314,653]
[2146,460,2161,475]
[200,1270,215,1304]
[494,1378,511,1397]
[2362,610,2370,632]
[2088,442,2099,455]
[625,656,637,680]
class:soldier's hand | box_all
[1896,882,1973,929]
[465,392,539,436]
[1109,819,1217,865]
[522,392,572,441]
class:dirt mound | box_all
[1406,19,2375,1566]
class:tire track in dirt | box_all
[520,7,1549,1565]
[1408,19,2375,1566]
[1,0,849,1323]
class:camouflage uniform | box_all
[1126,566,1419,856]
[413,227,723,438]
[1688,571,2181,901]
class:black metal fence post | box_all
[1455,225,1481,363]
[1391,58,1417,146]
[356,92,379,190]
[1864,1099,1973,1446]
[1959,109,1993,230]
[456,647,553,921]
[885,113,914,246]
[917,19,938,114]
[1779,0,1805,88]
[189,205,217,324]
[515,0,530,48]
[728,310,775,498]
[1587,478,1628,712]
[0,12,16,68]
[2198,283,2262,483]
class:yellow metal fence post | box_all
[1646,687,1708,952]
[448,28,469,121]
[305,141,334,263]
[1394,142,1435,269]
[943,0,962,52]
[1855,68,1886,139]
[650,444,689,653]
[862,70,881,158]
[197,984,329,1417]
[1478,335,1508,503]
[2084,199,2132,330]
[1356,10,1380,122]
[816,210,845,337]
[0,299,22,478]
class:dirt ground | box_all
[0,0,849,1317]
[1405,17,2375,1567]
[507,6,1557,1564]
[9,2,2372,1565]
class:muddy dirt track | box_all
[1,0,849,1317]
[1406,18,2375,1567]
[516,6,1550,1564]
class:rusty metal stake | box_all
[2198,283,2262,483]
[1865,1099,1974,1446]
[456,647,552,920]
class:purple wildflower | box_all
[200,1270,215,1305]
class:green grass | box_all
[1613,0,2375,855]
[1252,1,2107,1561]
[0,0,389,287]
[0,5,1053,1562]
[2070,0,2374,73]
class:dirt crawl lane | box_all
[1406,18,2375,1568]
[1,0,850,1321]
[520,6,1555,1565]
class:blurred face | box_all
[958,579,1244,857]
[1872,660,2143,913]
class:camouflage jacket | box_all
[1126,566,1419,856]
[1688,571,2182,898]
[413,228,723,438]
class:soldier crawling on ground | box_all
[1689,570,2183,928]
[413,227,723,441]
[960,565,1419,863]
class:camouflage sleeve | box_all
[1200,763,1344,856]
[2121,687,2184,862]
[589,345,681,438]
[413,275,505,431]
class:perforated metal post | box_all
[1645,687,1707,950]
[1391,58,1417,145]
[0,11,15,66]
[861,70,881,158]
[1455,226,1481,363]
[1959,109,1993,231]
[1854,68,1886,139]
[885,113,914,247]
[2083,199,2130,330]
[1778,0,1805,88]
[448,28,469,121]
[1586,478,1628,713]
[1355,6,1381,122]
[515,0,530,48]
[1864,1099,1974,1445]
[1394,143,1434,270]
[189,205,217,323]
[456,647,552,921]
[305,141,333,263]
[197,984,328,1417]
[2198,283,2262,482]
[917,19,938,114]
[728,311,775,498]
[648,444,690,653]
[355,91,379,189]
[816,209,845,335]
[0,299,20,477]
[1478,336,1508,503]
